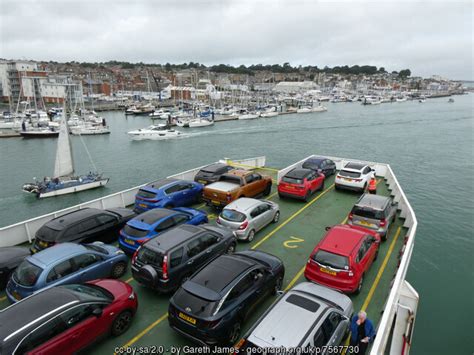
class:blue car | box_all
[6,242,128,303]
[119,207,208,253]
[134,178,203,213]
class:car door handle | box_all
[206,249,213,253]
[187,259,194,265]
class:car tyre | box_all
[228,321,241,345]
[226,242,237,254]
[272,275,283,295]
[111,261,127,279]
[247,229,256,242]
[278,193,284,199]
[374,249,379,261]
[263,184,272,196]
[381,233,387,242]
[319,181,325,191]
[355,274,364,295]
[304,191,310,202]
[111,310,133,336]
[272,211,280,223]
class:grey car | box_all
[217,198,280,242]
[237,282,353,353]
[347,193,398,240]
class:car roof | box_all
[131,208,176,225]
[142,178,179,190]
[144,224,204,251]
[189,254,256,294]
[29,243,87,267]
[0,287,81,343]
[45,208,103,230]
[304,157,326,164]
[319,225,366,256]
[286,168,312,179]
[344,162,367,171]
[355,194,390,210]
[201,163,229,172]
[224,197,262,212]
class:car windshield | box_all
[302,161,321,170]
[61,284,114,301]
[282,176,303,184]
[137,247,164,266]
[13,260,43,286]
[313,250,349,270]
[339,170,361,178]
[84,244,109,254]
[219,175,241,184]
[173,288,218,317]
[221,209,246,222]
[136,189,157,199]
[352,206,384,219]
[35,225,60,241]
[123,225,149,238]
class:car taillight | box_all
[295,185,305,190]
[354,178,362,182]
[132,249,139,264]
[148,199,161,203]
[238,221,248,230]
[380,219,387,227]
[162,255,168,280]
[348,270,354,277]
[226,193,231,202]
[216,216,221,224]
[136,238,148,244]
[348,212,353,220]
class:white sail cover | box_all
[53,112,74,178]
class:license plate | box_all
[344,178,353,182]
[359,220,374,227]
[39,240,48,247]
[198,180,206,184]
[139,203,147,208]
[12,291,21,300]
[124,238,135,246]
[178,312,196,325]
[320,267,337,276]
[286,185,295,189]
[211,200,220,205]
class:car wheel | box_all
[362,183,367,192]
[334,184,340,191]
[226,242,237,254]
[304,191,310,202]
[332,168,337,176]
[111,261,127,279]
[247,230,256,242]
[278,193,284,199]
[111,310,133,336]
[272,275,283,295]
[228,321,241,345]
[263,184,272,196]
[381,233,387,242]
[319,181,325,191]
[355,275,364,295]
[374,249,379,261]
[272,211,280,223]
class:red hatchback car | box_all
[304,224,380,294]
[0,279,138,355]
[278,168,325,201]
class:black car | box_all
[168,250,285,346]
[302,157,336,178]
[31,207,136,253]
[194,163,234,185]
[131,224,237,293]
[0,247,30,290]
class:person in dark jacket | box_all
[350,311,376,354]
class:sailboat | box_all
[22,101,109,198]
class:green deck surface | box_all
[0,167,408,354]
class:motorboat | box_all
[311,105,328,112]
[238,112,259,120]
[188,118,214,127]
[296,107,312,113]
[70,124,110,135]
[127,124,183,140]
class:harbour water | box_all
[0,95,472,354]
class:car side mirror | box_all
[92,307,103,318]
[325,226,331,231]
[276,290,284,296]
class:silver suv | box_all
[347,193,398,240]
[217,198,280,242]
[236,282,353,353]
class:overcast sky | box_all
[0,0,472,79]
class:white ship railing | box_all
[278,155,418,355]
[0,156,265,247]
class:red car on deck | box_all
[278,168,325,202]
[304,224,380,294]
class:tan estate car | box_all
[202,170,272,207]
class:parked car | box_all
[119,207,208,254]
[302,157,337,178]
[134,179,203,213]
[202,170,272,208]
[168,250,285,346]
[31,207,136,253]
[335,162,374,192]
[131,224,237,293]
[278,168,325,201]
[194,163,234,185]
[304,224,380,294]
[6,242,128,303]
[0,247,30,290]
[0,280,137,354]
[348,194,398,240]
[216,198,280,242]
[235,282,353,353]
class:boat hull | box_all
[20,131,59,138]
[38,178,109,198]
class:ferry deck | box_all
[0,156,418,354]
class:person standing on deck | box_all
[349,311,376,354]
[368,175,377,194]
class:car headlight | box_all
[115,250,125,255]
[128,291,136,300]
